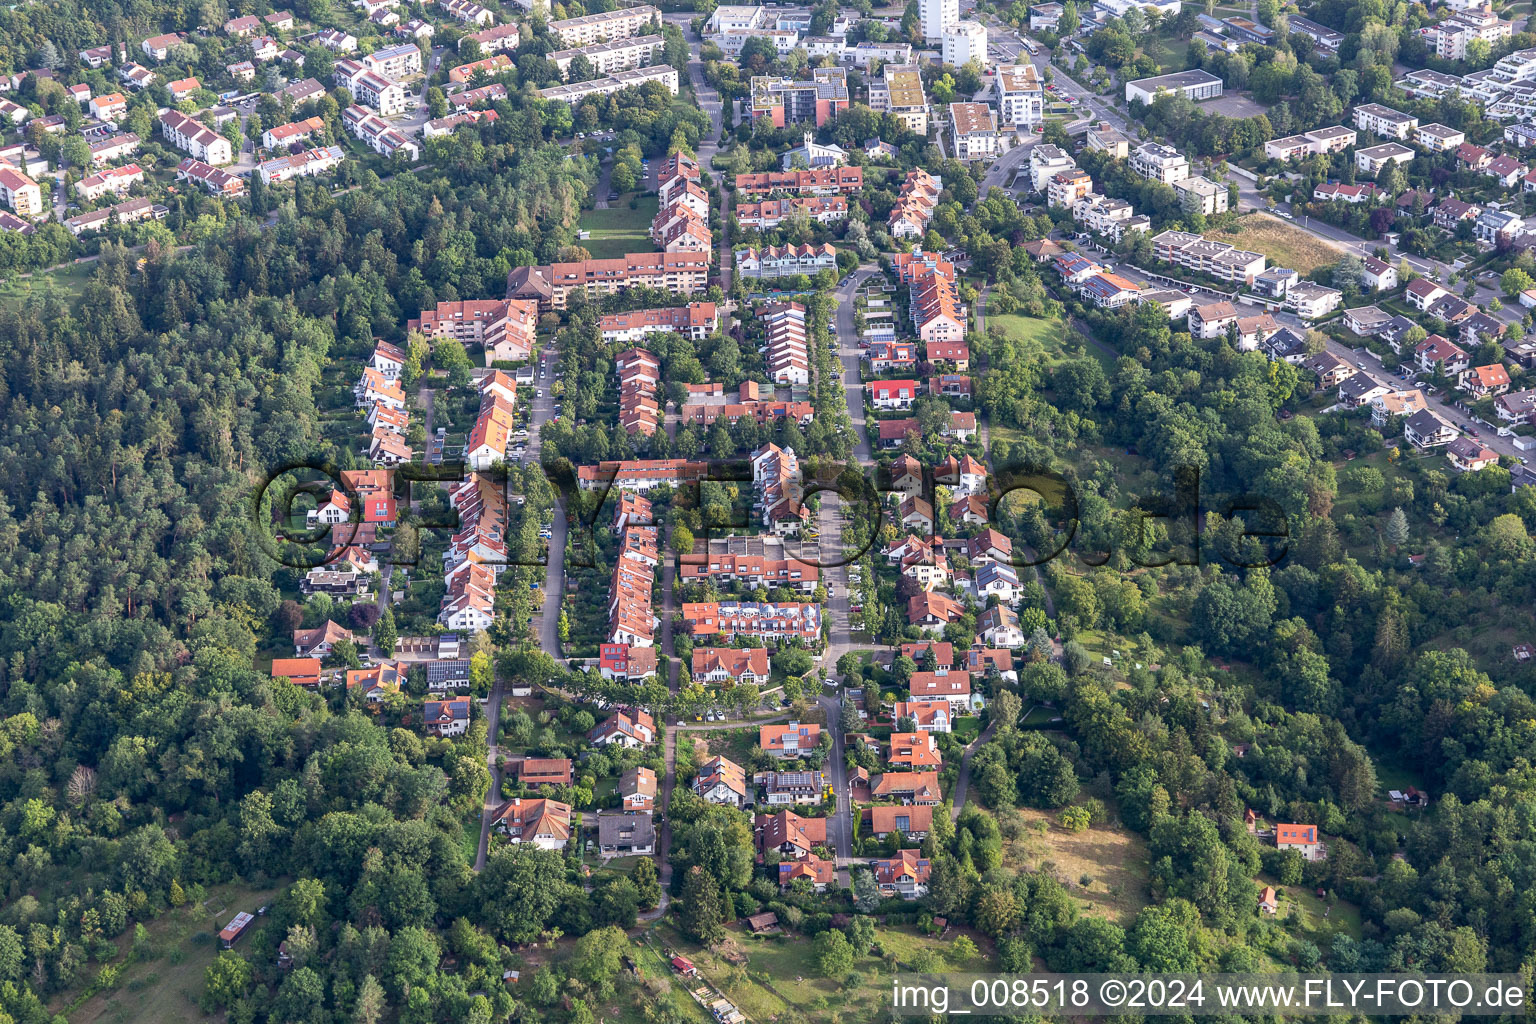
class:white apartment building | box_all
[997,63,1042,126]
[362,42,423,79]
[949,102,1003,160]
[158,110,233,164]
[335,60,411,115]
[920,0,959,43]
[257,145,345,184]
[1130,142,1189,184]
[942,21,987,67]
[1413,122,1466,151]
[540,64,678,104]
[1354,102,1418,139]
[1174,175,1228,215]
[549,34,663,80]
[1028,144,1076,191]
[549,5,659,47]
[0,163,43,217]
[1356,142,1414,175]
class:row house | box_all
[76,162,143,201]
[736,196,847,229]
[175,158,244,196]
[680,551,818,592]
[440,0,496,23]
[682,600,822,642]
[735,242,837,279]
[735,165,863,197]
[616,346,661,436]
[600,302,717,343]
[262,115,326,151]
[449,53,512,83]
[449,84,507,109]
[889,168,940,239]
[678,392,814,429]
[692,647,771,686]
[762,301,811,386]
[751,442,808,535]
[257,145,343,184]
[911,266,966,345]
[574,459,708,492]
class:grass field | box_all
[579,197,661,259]
[59,880,284,1024]
[658,918,990,1021]
[0,261,97,310]
[1206,214,1345,275]
[1011,806,1150,924]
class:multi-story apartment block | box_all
[0,162,43,217]
[921,0,959,42]
[461,23,521,53]
[540,64,678,104]
[363,42,423,79]
[1356,142,1415,175]
[344,105,422,160]
[1085,121,1130,158]
[1047,168,1094,207]
[870,64,930,134]
[1263,125,1358,160]
[549,34,663,80]
[1413,122,1466,151]
[1130,142,1189,184]
[159,110,233,164]
[1028,144,1075,191]
[1174,175,1228,216]
[941,20,987,67]
[749,67,849,127]
[949,102,1003,160]
[549,5,659,47]
[507,251,709,309]
[996,63,1043,127]
[334,59,411,115]
[1354,102,1418,139]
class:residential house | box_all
[695,755,749,806]
[873,849,932,898]
[760,722,822,758]
[423,696,470,737]
[1447,437,1500,472]
[493,797,572,850]
[1275,822,1325,861]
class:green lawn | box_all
[0,260,97,310]
[660,920,990,1022]
[57,879,286,1024]
[579,197,661,259]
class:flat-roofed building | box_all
[1125,69,1223,104]
[996,63,1042,126]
